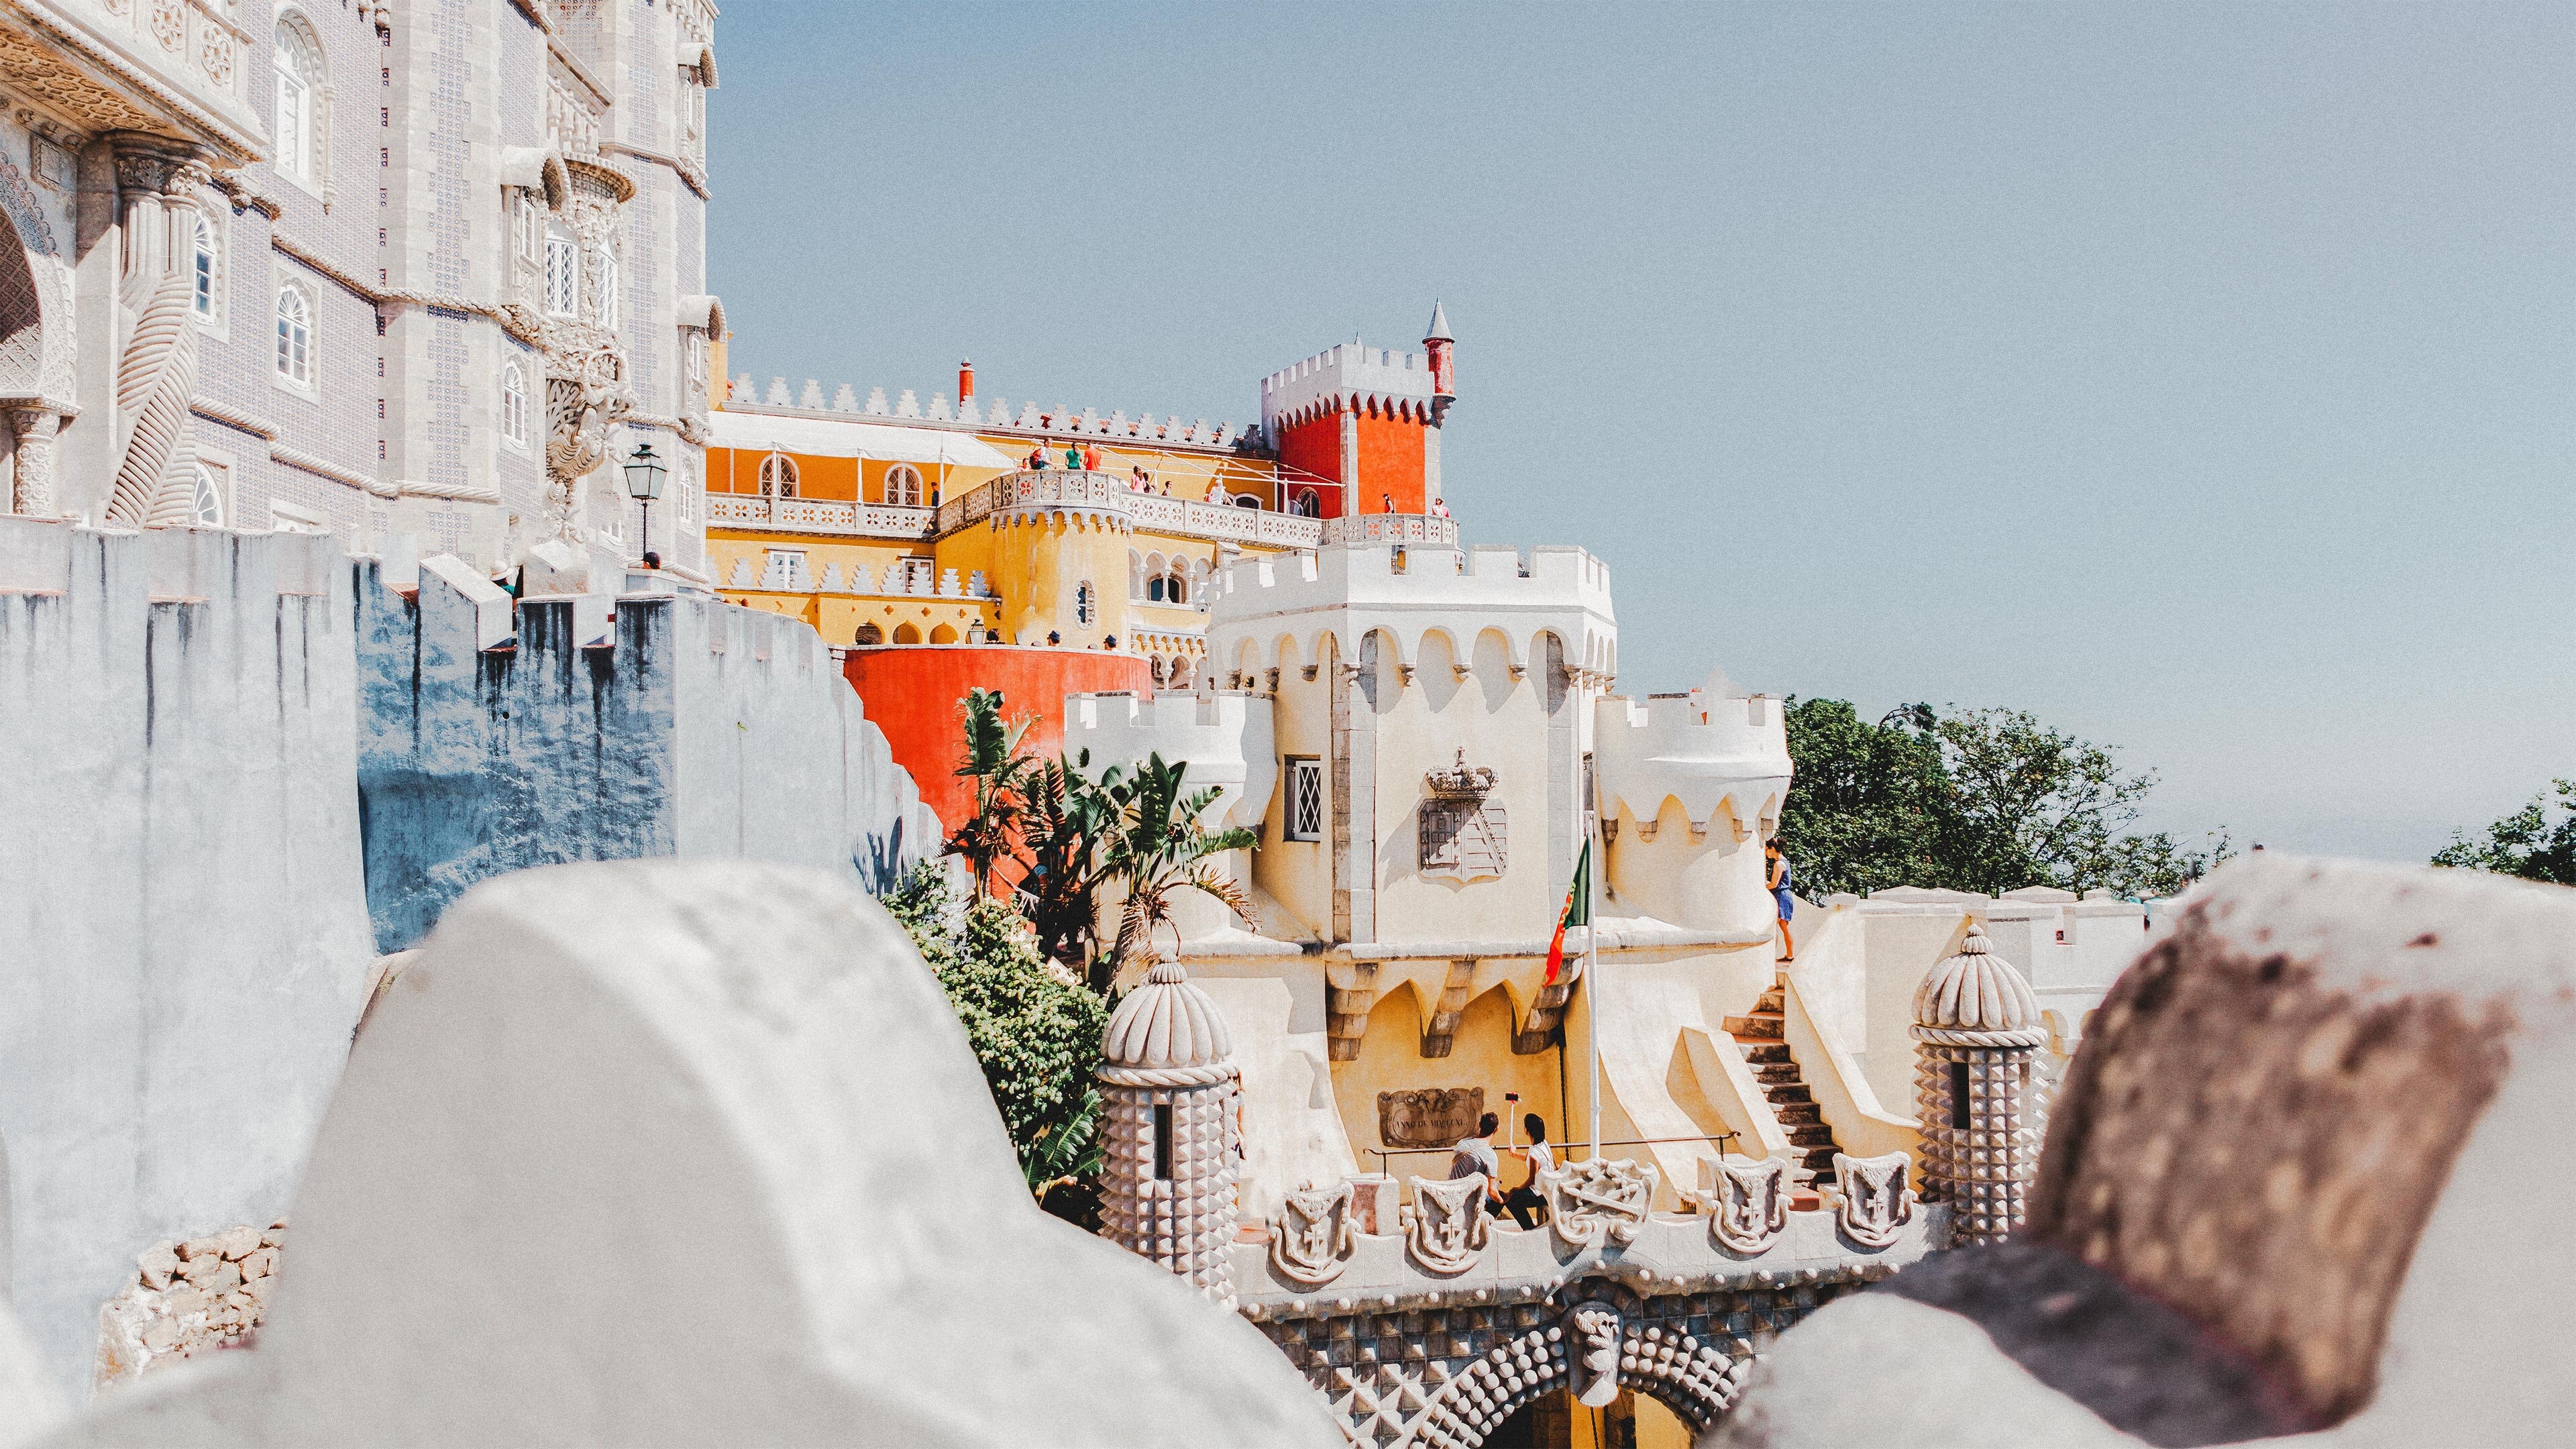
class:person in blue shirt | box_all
[1766,842,1796,961]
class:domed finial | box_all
[1913,921,2042,1041]
[1102,958,1236,1070]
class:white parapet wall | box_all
[1061,690,1278,832]
[1593,667,1794,935]
[0,518,375,1396]
[1205,540,1617,686]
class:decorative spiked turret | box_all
[1911,924,2047,1246]
[1097,961,1242,1305]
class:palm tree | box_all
[943,688,1036,897]
[1016,751,1119,973]
[1098,753,1258,991]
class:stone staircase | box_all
[1721,977,1844,1189]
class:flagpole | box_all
[1585,681,1601,1165]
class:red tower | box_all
[1256,305,1455,519]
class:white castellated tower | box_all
[1591,667,1794,934]
[1912,924,2047,1246]
[1097,961,1242,1307]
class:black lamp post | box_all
[623,441,667,562]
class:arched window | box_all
[1165,571,1187,606]
[543,224,576,315]
[854,623,883,645]
[1146,572,1166,604]
[1075,581,1096,627]
[273,19,326,189]
[592,246,620,331]
[190,213,219,323]
[882,464,923,507]
[1293,488,1320,517]
[274,282,312,386]
[500,361,528,445]
[758,453,797,498]
[1233,493,1262,509]
[190,464,225,527]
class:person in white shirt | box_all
[1448,1112,1502,1213]
[1501,1114,1552,1229]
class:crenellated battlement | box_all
[1061,688,1277,831]
[1258,338,1440,433]
[727,375,1248,451]
[1207,540,1616,680]
[1593,667,1793,839]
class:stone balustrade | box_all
[707,493,936,540]
[1318,513,1458,548]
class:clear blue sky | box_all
[711,3,2573,864]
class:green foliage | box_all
[1016,751,1120,972]
[1097,753,1259,991]
[2432,780,2576,884]
[885,863,1108,1210]
[1778,698,2225,901]
[943,688,1036,897]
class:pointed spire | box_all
[1424,299,1453,343]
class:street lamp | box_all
[623,441,667,562]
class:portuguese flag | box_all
[1545,839,1592,983]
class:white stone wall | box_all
[0,518,374,1396]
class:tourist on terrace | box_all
[1449,1112,1501,1214]
[1432,496,1451,521]
[1063,441,1083,470]
[1767,842,1796,961]
[1081,442,1103,470]
[1027,445,1049,470]
[1382,491,1395,514]
[1501,1114,1552,1229]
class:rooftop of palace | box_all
[722,375,1263,455]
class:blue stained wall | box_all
[354,560,939,953]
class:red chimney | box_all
[958,358,975,402]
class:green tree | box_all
[1015,751,1120,973]
[884,861,1108,1221]
[1778,698,2224,901]
[1097,753,1258,989]
[2432,781,2576,884]
[942,688,1036,897]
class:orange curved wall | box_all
[842,645,1155,832]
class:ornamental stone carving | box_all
[1377,1085,1482,1150]
[150,0,182,52]
[1705,1152,1791,1255]
[543,344,631,539]
[103,146,211,529]
[1419,748,1506,882]
[1403,1174,1489,1275]
[1831,1150,1915,1250]
[1267,1180,1357,1288]
[1544,1157,1658,1250]
[1567,1301,1623,1407]
[10,407,60,517]
[1912,922,2048,1246]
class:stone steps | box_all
[1725,972,1846,1188]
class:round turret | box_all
[1911,923,2048,1246]
[1097,961,1241,1305]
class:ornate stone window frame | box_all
[271,10,331,205]
[270,269,316,397]
[757,451,796,498]
[189,205,226,337]
[500,358,529,451]
[881,462,922,507]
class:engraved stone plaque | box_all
[1377,1086,1484,1150]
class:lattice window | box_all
[1285,757,1325,841]
[190,464,226,526]
[882,464,922,506]
[759,453,796,498]
[543,225,576,315]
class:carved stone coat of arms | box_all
[1543,1158,1659,1249]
